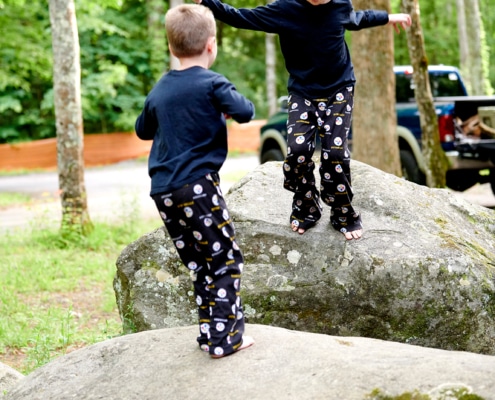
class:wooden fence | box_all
[0,120,264,171]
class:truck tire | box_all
[491,175,495,196]
[261,148,284,164]
[400,149,426,185]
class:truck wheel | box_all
[491,176,495,196]
[400,150,426,185]
[261,148,284,164]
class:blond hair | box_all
[165,4,216,58]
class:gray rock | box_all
[0,362,24,398]
[114,161,495,354]
[4,325,495,400]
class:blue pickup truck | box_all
[258,65,495,195]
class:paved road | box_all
[1,155,494,233]
[0,155,260,233]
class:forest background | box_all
[0,0,494,145]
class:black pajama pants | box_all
[283,86,362,234]
[152,172,245,357]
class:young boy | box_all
[193,0,411,240]
[135,4,255,358]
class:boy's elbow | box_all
[237,105,255,123]
[236,112,254,124]
[136,129,154,140]
[135,122,153,140]
[136,131,146,140]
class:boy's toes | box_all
[344,229,363,240]
[291,223,307,235]
[291,220,302,233]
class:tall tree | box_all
[455,0,491,95]
[456,0,470,91]
[265,0,277,116]
[49,0,92,234]
[463,0,489,95]
[400,0,448,188]
[351,0,401,176]
[146,0,167,81]
[265,32,277,116]
[168,0,182,70]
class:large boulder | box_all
[4,324,495,400]
[114,161,495,354]
[0,362,23,397]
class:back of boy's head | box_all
[165,4,216,58]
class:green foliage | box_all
[0,0,54,143]
[0,0,153,143]
[77,0,153,133]
[1,0,494,143]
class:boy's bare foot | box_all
[291,217,319,235]
[211,335,255,359]
[343,228,363,240]
[331,209,363,240]
[291,221,305,235]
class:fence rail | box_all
[0,120,264,170]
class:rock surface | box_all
[4,324,495,400]
[0,362,23,397]
[114,161,495,354]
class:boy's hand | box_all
[388,13,412,34]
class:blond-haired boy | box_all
[136,4,255,358]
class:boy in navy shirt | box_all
[135,4,255,358]
[194,0,411,240]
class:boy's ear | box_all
[206,36,216,52]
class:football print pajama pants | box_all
[152,172,245,358]
[283,86,362,234]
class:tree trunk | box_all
[456,0,470,92]
[49,0,92,235]
[464,0,485,95]
[168,0,182,70]
[146,0,167,81]
[265,32,277,116]
[351,0,400,176]
[400,0,449,188]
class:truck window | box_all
[430,72,465,97]
[396,71,466,103]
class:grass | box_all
[0,202,160,375]
[0,192,32,208]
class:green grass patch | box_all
[0,192,32,208]
[0,214,160,374]
[0,168,53,177]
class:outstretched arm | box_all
[388,13,412,34]
[191,0,280,33]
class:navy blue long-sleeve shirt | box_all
[200,0,389,98]
[135,66,254,195]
